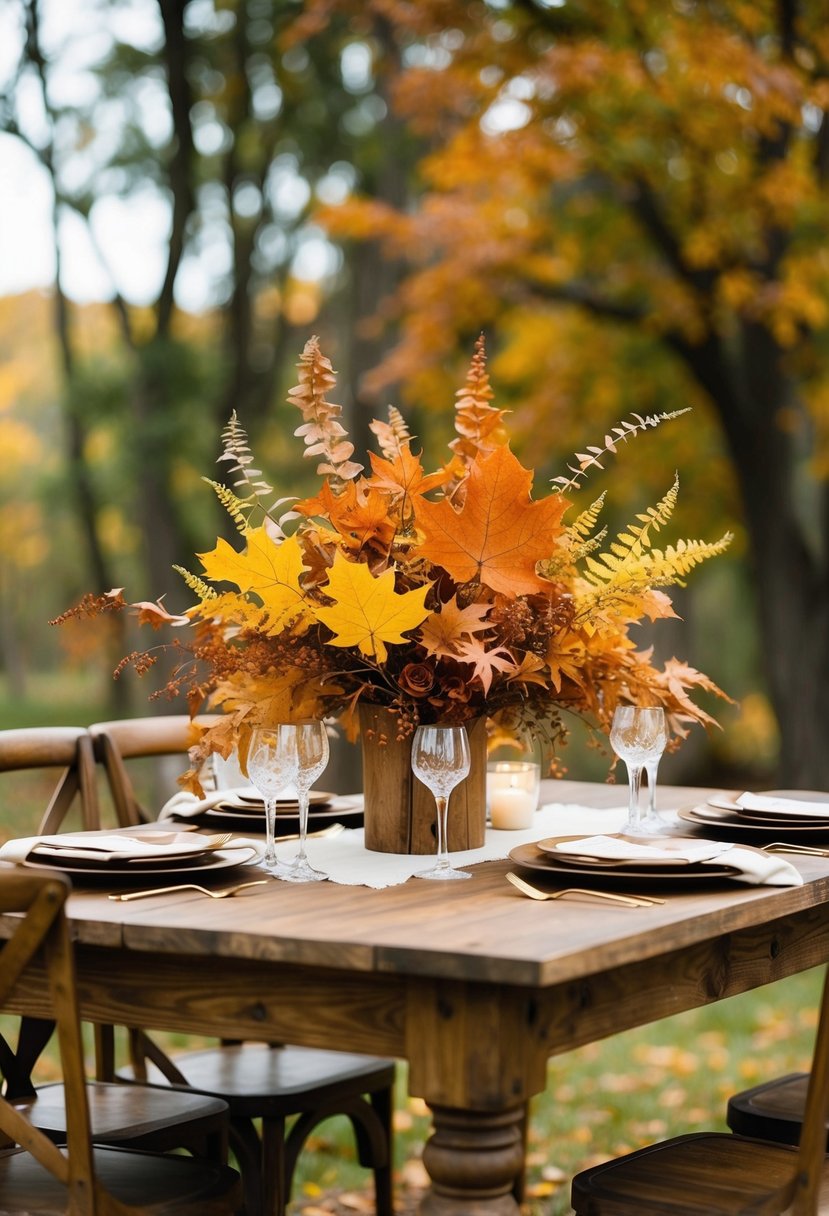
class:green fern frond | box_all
[551,409,691,494]
[173,566,218,601]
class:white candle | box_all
[489,786,536,830]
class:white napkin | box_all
[718,846,803,886]
[159,788,262,820]
[736,792,829,819]
[552,835,731,863]
[0,831,213,864]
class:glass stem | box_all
[295,791,310,865]
[646,761,659,819]
[627,765,643,829]
[434,795,450,869]
[264,798,277,867]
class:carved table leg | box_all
[418,1103,525,1215]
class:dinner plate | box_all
[24,845,258,884]
[509,841,740,882]
[233,790,334,810]
[535,834,726,870]
[678,805,829,836]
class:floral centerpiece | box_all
[64,336,730,846]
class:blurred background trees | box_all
[1,0,827,784]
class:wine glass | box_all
[278,720,330,883]
[610,707,668,837]
[411,725,472,881]
[247,726,299,870]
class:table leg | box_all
[418,1103,525,1215]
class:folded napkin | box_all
[160,788,263,820]
[0,831,213,865]
[736,792,829,819]
[552,836,732,863]
[550,833,801,886]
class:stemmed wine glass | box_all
[610,706,668,836]
[247,725,299,870]
[411,725,472,881]
[277,720,330,883]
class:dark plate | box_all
[509,841,740,882]
[22,845,259,885]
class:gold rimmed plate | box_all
[535,834,727,870]
[509,842,741,883]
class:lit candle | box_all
[489,786,536,830]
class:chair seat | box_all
[117,1043,396,1117]
[20,1080,228,1152]
[726,1070,816,1146]
[571,1131,829,1214]
[0,1144,241,1215]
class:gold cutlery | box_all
[109,879,268,902]
[763,842,829,857]
[506,871,663,907]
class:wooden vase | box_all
[359,704,487,854]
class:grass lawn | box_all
[0,681,822,1213]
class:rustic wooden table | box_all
[5,779,829,1215]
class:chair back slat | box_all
[89,716,220,825]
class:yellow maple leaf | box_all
[314,551,430,663]
[197,529,311,636]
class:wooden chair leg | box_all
[369,1084,395,1216]
[261,1114,287,1216]
[511,1099,529,1204]
[230,1117,267,1216]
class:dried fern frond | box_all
[217,411,275,501]
[203,478,253,535]
[449,335,508,471]
[289,336,363,487]
[173,566,219,602]
[576,532,733,621]
[551,408,691,494]
[370,405,410,460]
[539,493,608,579]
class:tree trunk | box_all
[701,321,829,787]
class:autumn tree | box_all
[316,0,829,786]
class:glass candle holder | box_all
[486,760,541,830]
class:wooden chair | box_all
[0,725,101,833]
[90,714,396,1216]
[571,966,829,1215]
[0,868,242,1214]
[0,725,232,1164]
[726,1071,820,1148]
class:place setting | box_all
[676,789,829,839]
[0,825,260,886]
[509,707,805,894]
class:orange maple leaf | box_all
[367,445,448,508]
[418,595,492,658]
[416,445,567,596]
[296,480,396,555]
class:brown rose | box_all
[398,663,435,698]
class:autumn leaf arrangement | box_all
[65,335,731,776]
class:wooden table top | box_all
[24,779,829,990]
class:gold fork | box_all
[762,842,829,857]
[109,879,268,902]
[506,871,663,907]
